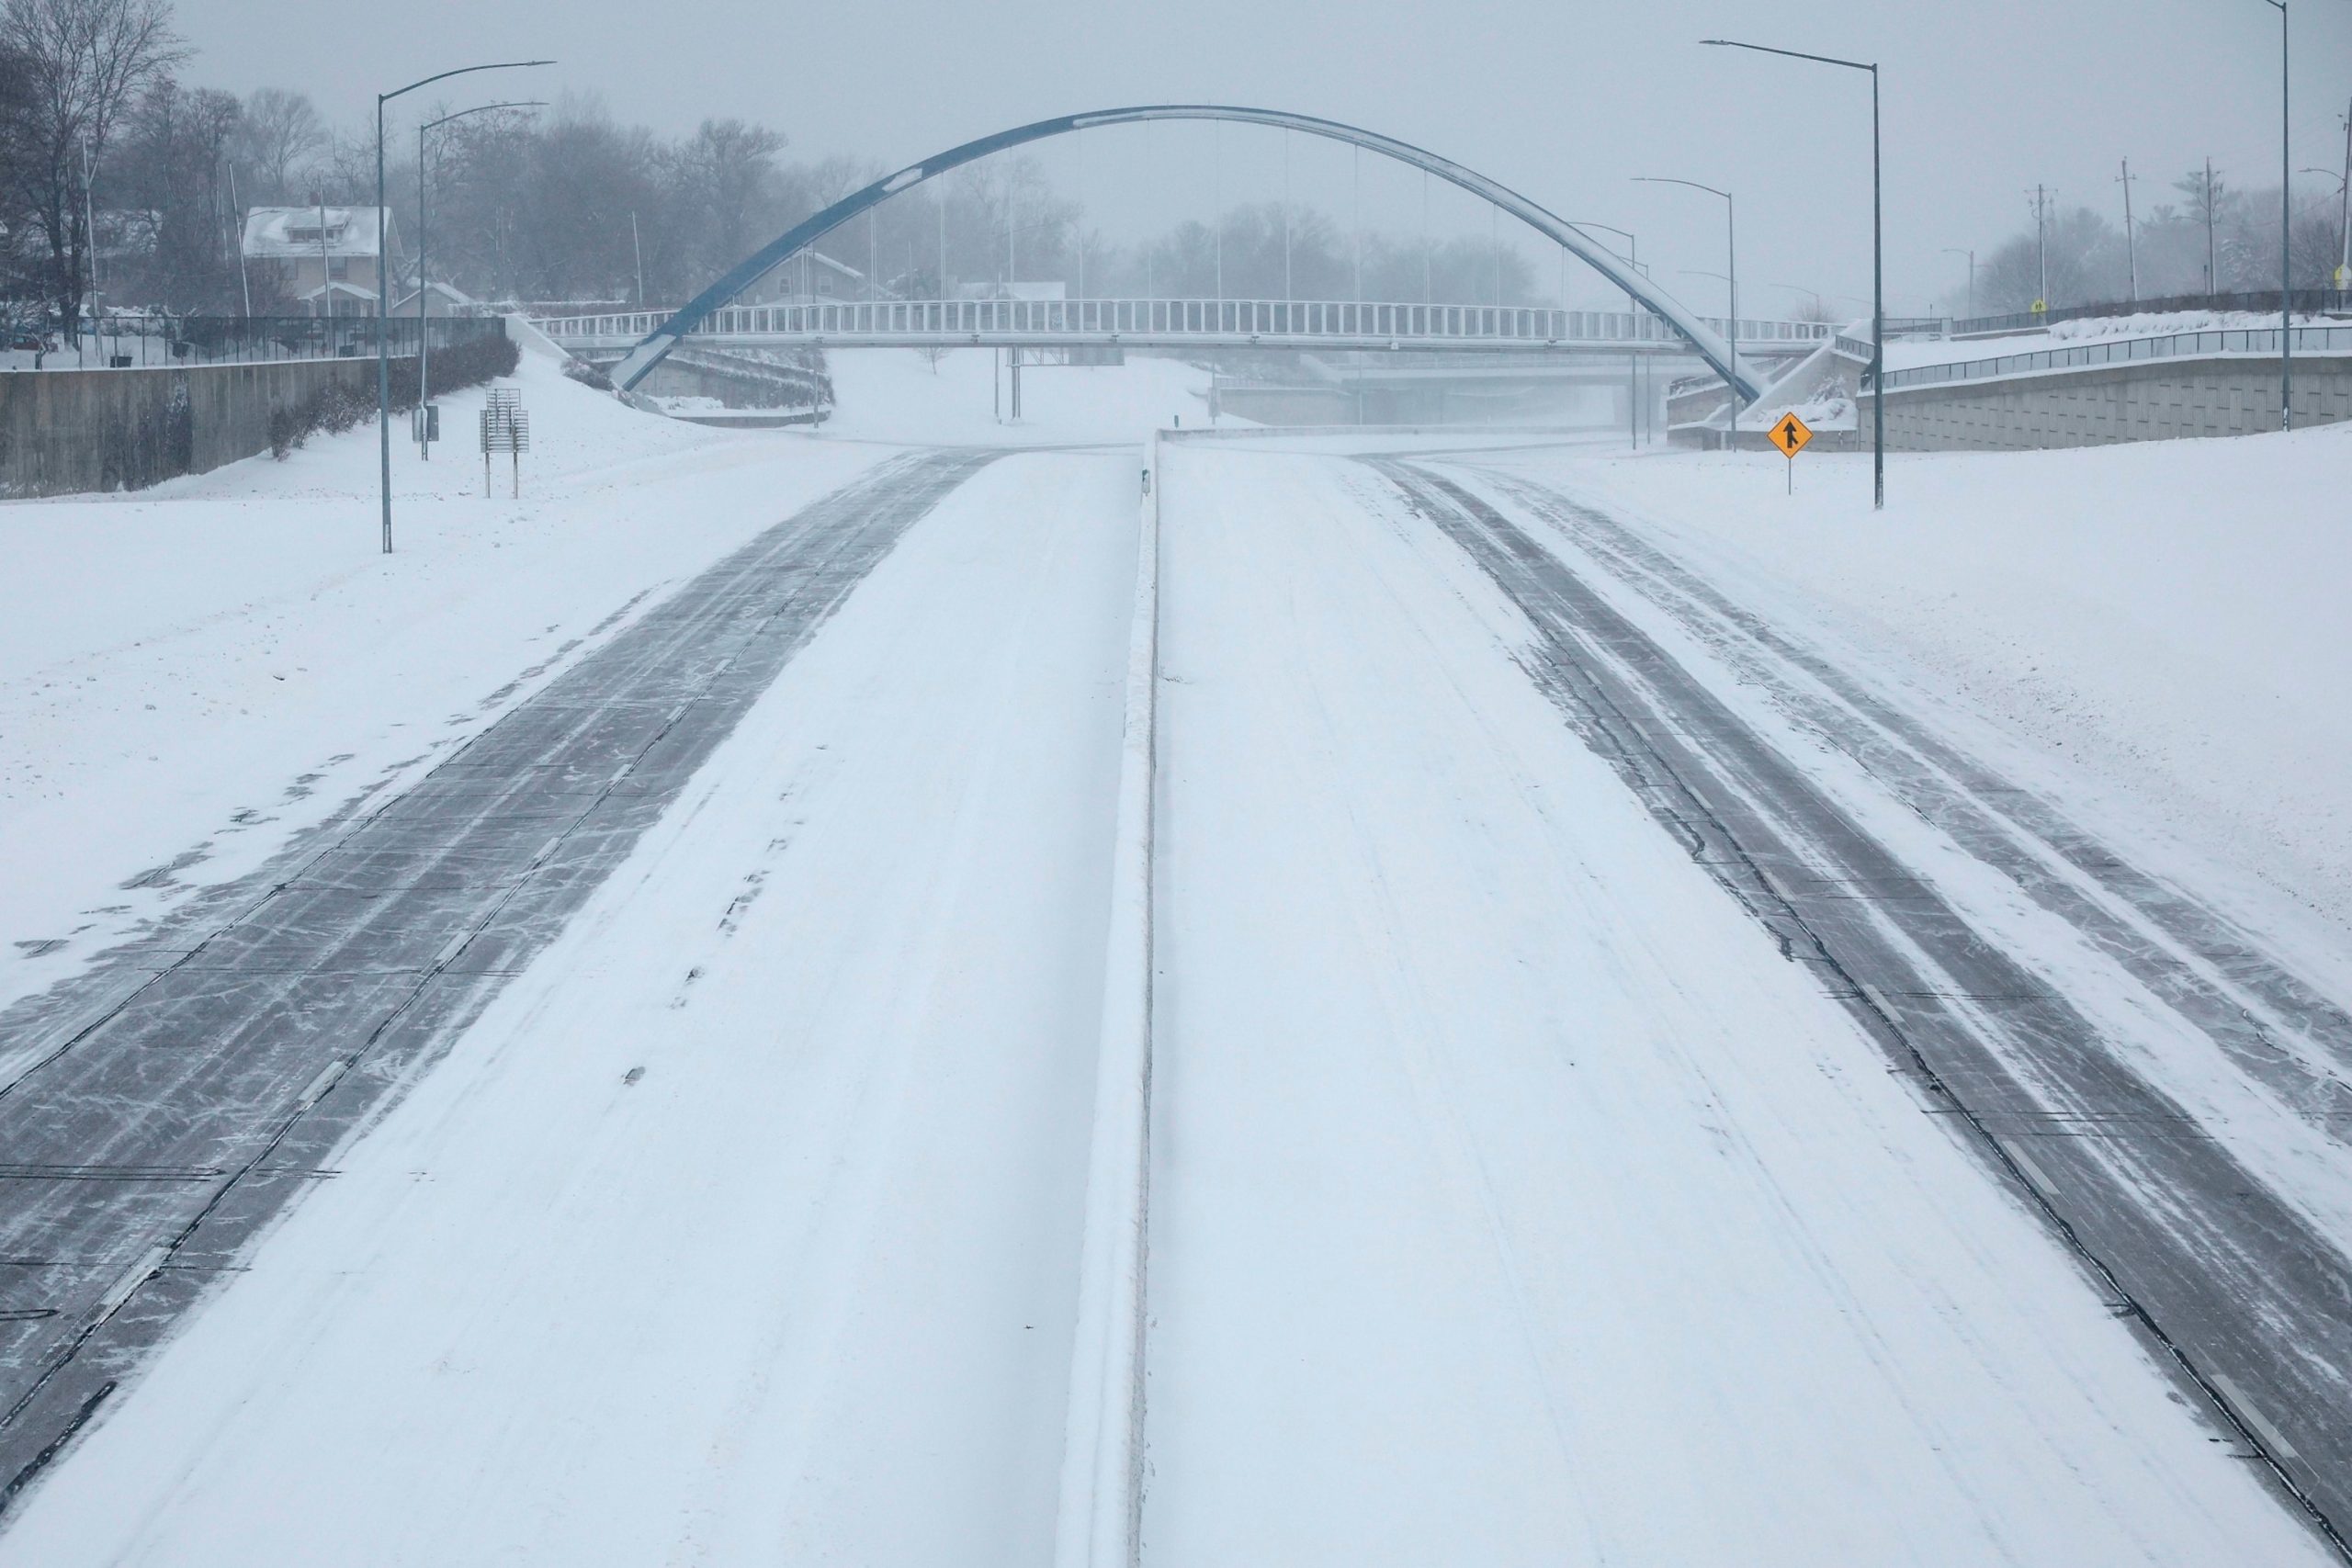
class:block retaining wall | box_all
[1859,354,2352,453]
[0,355,447,499]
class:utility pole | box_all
[631,210,645,307]
[2118,160,2139,302]
[1942,248,1974,318]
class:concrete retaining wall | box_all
[0,356,388,499]
[1860,353,2352,452]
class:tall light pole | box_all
[2118,160,2140,302]
[1569,220,1642,449]
[1704,39,1883,508]
[376,59,552,554]
[2030,186,2052,310]
[2258,0,2290,430]
[418,100,544,457]
[2338,98,2352,291]
[1633,175,1739,447]
[1942,248,1975,319]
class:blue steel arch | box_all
[612,105,1761,401]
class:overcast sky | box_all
[180,0,2351,315]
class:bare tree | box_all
[231,85,322,201]
[688,118,786,272]
[116,73,239,310]
[0,0,185,331]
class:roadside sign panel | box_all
[1773,412,1814,457]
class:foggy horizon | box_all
[172,0,2352,316]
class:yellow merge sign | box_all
[1772,412,1814,457]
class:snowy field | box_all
[1,345,2346,1562]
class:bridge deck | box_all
[540,298,1833,357]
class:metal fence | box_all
[1951,289,2352,340]
[1875,321,2352,392]
[36,314,507,369]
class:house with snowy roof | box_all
[241,206,404,317]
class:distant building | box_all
[739,250,892,306]
[951,279,1067,302]
[241,206,402,317]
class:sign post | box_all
[480,389,529,498]
[1772,411,1814,494]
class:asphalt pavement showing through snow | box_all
[1375,460,2352,1557]
[0,447,996,1507]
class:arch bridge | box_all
[606,105,1780,400]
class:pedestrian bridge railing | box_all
[537,298,1834,355]
[1876,321,2352,392]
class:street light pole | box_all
[2261,0,2290,430]
[1632,176,1738,449]
[376,59,552,555]
[417,101,544,458]
[1569,220,1641,449]
[2339,99,2352,289]
[1704,39,1883,508]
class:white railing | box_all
[1878,322,2352,391]
[535,298,1833,350]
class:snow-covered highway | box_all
[0,359,2346,1563]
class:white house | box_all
[241,206,403,317]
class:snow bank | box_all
[1493,423,2352,938]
